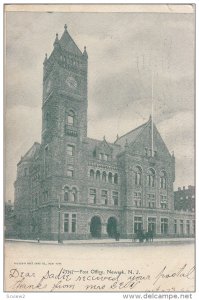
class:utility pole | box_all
[58,195,62,244]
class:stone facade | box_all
[14,25,195,240]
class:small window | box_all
[67,111,75,126]
[135,166,142,186]
[67,145,75,156]
[99,153,103,160]
[67,165,74,177]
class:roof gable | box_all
[20,142,41,163]
[115,120,148,148]
[115,117,171,160]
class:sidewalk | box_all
[6,237,195,246]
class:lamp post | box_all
[58,195,62,244]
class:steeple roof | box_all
[59,24,82,56]
[115,118,149,148]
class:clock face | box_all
[66,76,77,89]
[46,80,52,93]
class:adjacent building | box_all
[174,185,195,212]
[13,25,195,240]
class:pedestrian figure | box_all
[115,231,120,241]
[37,237,40,243]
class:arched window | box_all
[108,172,113,184]
[64,187,69,202]
[160,170,167,189]
[114,174,118,184]
[135,166,142,186]
[96,170,101,181]
[90,169,94,179]
[71,187,77,202]
[147,168,155,187]
[67,110,75,126]
[102,171,107,183]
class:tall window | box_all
[112,191,118,206]
[96,170,100,181]
[135,166,142,186]
[148,217,156,234]
[67,145,75,156]
[147,169,155,187]
[63,213,77,233]
[102,171,107,183]
[193,220,195,234]
[147,194,156,208]
[161,218,168,234]
[89,188,96,204]
[186,220,190,235]
[67,111,75,126]
[180,220,184,235]
[134,216,143,233]
[160,171,167,189]
[64,213,69,233]
[64,187,69,202]
[90,169,94,180]
[101,190,108,205]
[160,195,167,209]
[174,219,177,234]
[71,214,77,233]
[67,165,74,177]
[71,187,77,202]
[134,192,142,207]
[114,174,118,184]
[108,172,112,184]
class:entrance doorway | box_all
[90,216,102,238]
[107,217,117,238]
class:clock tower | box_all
[42,24,88,142]
[40,25,89,209]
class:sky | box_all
[5,7,195,201]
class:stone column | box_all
[101,223,107,238]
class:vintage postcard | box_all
[4,3,195,294]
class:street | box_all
[4,240,195,292]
